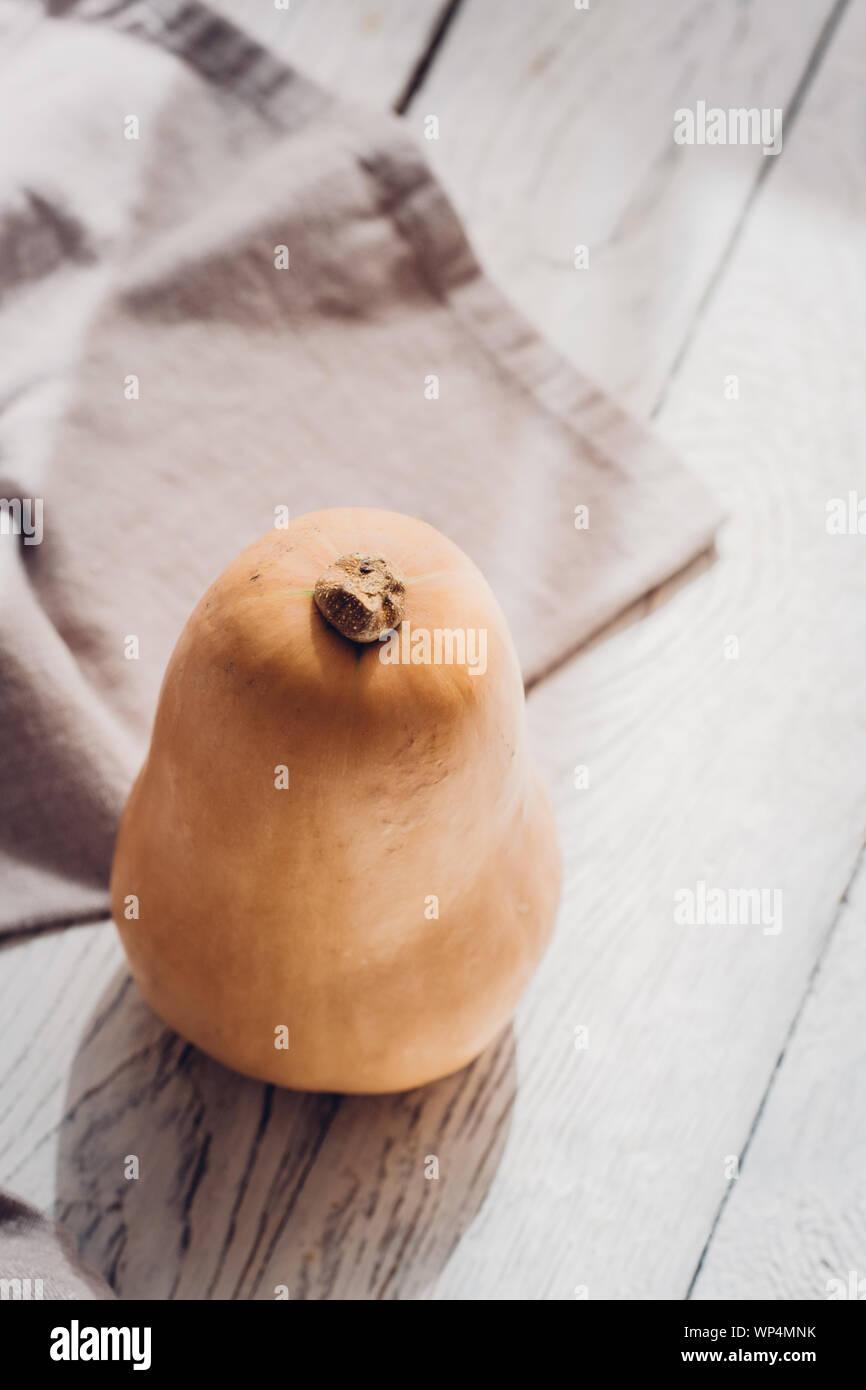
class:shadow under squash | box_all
[56,968,516,1300]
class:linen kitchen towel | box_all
[0,0,720,936]
[0,1189,116,1300]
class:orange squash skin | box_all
[110,508,561,1093]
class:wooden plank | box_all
[408,0,839,416]
[0,926,119,1210]
[690,857,866,1301]
[429,0,866,1298]
[205,0,448,109]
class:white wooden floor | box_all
[2,0,865,1300]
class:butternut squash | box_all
[110,508,560,1093]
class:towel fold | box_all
[0,1189,115,1300]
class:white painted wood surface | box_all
[205,0,448,108]
[2,0,865,1299]
[691,857,866,1301]
[410,0,839,416]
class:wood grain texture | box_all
[2,0,865,1300]
[425,0,866,1299]
[0,922,517,1299]
[690,857,866,1301]
[205,0,449,108]
[408,0,839,416]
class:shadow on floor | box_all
[55,967,516,1299]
